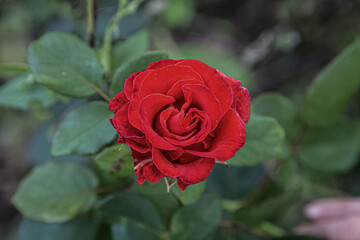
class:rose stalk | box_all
[109,59,251,190]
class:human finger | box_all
[294,216,360,240]
[304,198,360,220]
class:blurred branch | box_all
[102,0,144,75]
[91,84,111,102]
[86,0,97,48]
[0,62,30,76]
[221,220,273,239]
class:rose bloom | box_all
[109,59,250,190]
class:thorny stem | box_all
[86,0,97,47]
[102,0,144,74]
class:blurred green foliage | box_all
[0,0,359,240]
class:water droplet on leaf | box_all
[113,27,121,39]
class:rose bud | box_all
[109,59,250,190]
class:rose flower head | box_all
[109,59,250,190]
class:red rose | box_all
[109,59,250,190]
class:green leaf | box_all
[171,181,206,205]
[134,181,180,223]
[0,75,55,110]
[299,123,360,173]
[51,101,116,156]
[235,188,301,226]
[112,222,163,240]
[228,115,285,167]
[206,164,265,200]
[252,93,300,140]
[27,122,90,165]
[160,0,196,28]
[170,195,222,240]
[17,217,99,240]
[12,161,98,223]
[273,156,300,189]
[95,144,134,178]
[111,30,149,71]
[110,50,168,97]
[28,32,103,98]
[0,62,30,74]
[97,192,166,231]
[303,39,360,124]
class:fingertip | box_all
[305,204,323,219]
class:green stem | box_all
[215,159,229,166]
[93,85,111,102]
[102,0,143,74]
[86,0,96,47]
[102,0,127,74]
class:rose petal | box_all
[166,109,199,136]
[109,91,128,112]
[155,107,197,140]
[176,60,214,79]
[176,60,233,116]
[124,71,142,100]
[132,149,151,161]
[167,79,205,110]
[219,71,243,87]
[176,178,189,191]
[153,106,211,147]
[109,119,124,143]
[139,93,178,150]
[206,72,233,116]
[202,135,213,150]
[182,83,222,131]
[135,158,164,184]
[152,148,215,184]
[125,70,154,100]
[186,108,246,161]
[138,65,203,100]
[125,137,149,153]
[218,72,251,123]
[128,100,142,131]
[148,59,184,69]
[232,85,251,124]
[141,162,164,183]
[112,103,144,139]
[178,152,200,164]
[163,148,185,162]
[163,108,211,146]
